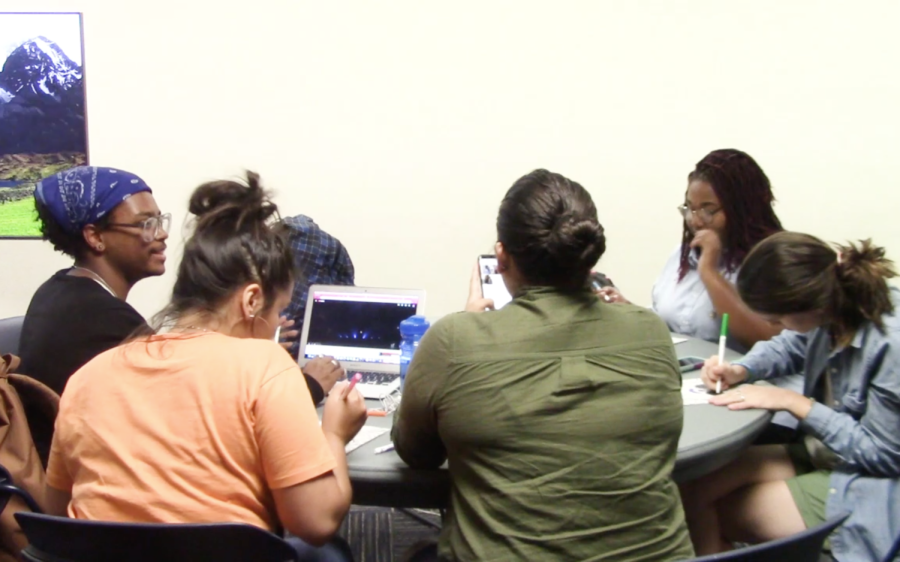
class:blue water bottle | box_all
[399,315,430,390]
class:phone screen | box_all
[478,255,513,309]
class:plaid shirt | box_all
[282,215,355,357]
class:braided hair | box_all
[678,149,783,280]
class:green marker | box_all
[716,313,729,394]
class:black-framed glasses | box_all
[107,212,171,242]
[677,204,720,225]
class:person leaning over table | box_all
[392,169,694,561]
[275,213,355,403]
[681,232,900,561]
[44,172,366,562]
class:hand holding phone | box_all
[477,255,512,309]
[466,260,497,312]
[589,272,615,291]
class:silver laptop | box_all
[298,285,426,399]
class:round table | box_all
[338,335,772,508]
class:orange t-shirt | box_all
[46,332,335,530]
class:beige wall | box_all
[1,0,898,320]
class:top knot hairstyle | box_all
[497,169,606,290]
[160,171,295,325]
[737,232,897,344]
[679,149,783,279]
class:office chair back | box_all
[15,512,299,562]
[0,464,41,515]
[690,513,848,561]
[0,317,23,357]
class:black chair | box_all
[15,512,300,562]
[690,513,848,562]
[0,316,24,356]
[0,463,41,514]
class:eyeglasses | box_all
[677,204,721,225]
[106,213,171,242]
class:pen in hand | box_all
[716,313,729,394]
[345,373,362,397]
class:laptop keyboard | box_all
[354,371,399,385]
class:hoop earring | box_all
[246,312,272,339]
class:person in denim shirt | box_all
[683,232,900,561]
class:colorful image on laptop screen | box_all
[303,290,419,365]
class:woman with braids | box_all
[44,172,365,561]
[681,233,900,561]
[394,169,694,561]
[599,149,783,352]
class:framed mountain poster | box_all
[0,12,87,238]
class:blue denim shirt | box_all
[735,288,900,561]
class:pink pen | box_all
[346,373,362,395]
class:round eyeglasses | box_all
[106,212,172,242]
[677,204,720,225]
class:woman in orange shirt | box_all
[45,172,367,561]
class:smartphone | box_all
[678,356,706,374]
[478,254,513,309]
[589,272,615,291]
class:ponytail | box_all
[738,232,896,344]
[832,239,897,338]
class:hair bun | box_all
[546,213,606,268]
[189,171,279,232]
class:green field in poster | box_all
[0,196,40,237]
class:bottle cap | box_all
[400,315,430,337]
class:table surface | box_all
[335,335,772,508]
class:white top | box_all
[651,245,747,354]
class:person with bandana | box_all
[19,167,169,396]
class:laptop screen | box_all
[303,290,420,365]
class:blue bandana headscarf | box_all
[34,166,153,234]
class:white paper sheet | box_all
[681,379,715,406]
[346,425,388,453]
[319,423,389,453]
